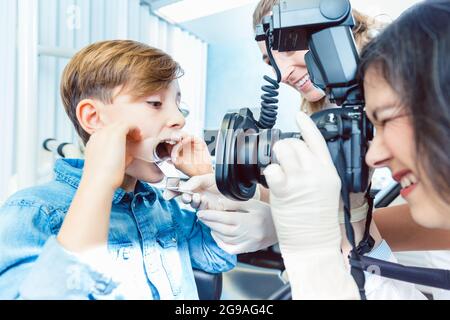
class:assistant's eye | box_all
[378,113,410,127]
[146,101,162,108]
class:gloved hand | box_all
[264,111,359,299]
[177,174,277,254]
[198,200,277,255]
[178,173,260,209]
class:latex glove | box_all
[198,200,277,255]
[264,111,359,299]
[178,174,277,254]
[338,165,374,224]
[178,173,260,209]
[338,193,369,223]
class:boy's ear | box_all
[76,99,103,135]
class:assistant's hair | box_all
[359,0,450,204]
[253,0,384,114]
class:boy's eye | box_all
[146,101,162,108]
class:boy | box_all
[0,40,236,299]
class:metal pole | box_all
[16,0,39,189]
[0,0,18,202]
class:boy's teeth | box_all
[164,140,178,145]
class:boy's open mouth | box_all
[154,139,180,163]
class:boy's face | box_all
[96,80,186,183]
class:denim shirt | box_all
[0,159,236,300]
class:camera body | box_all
[215,0,374,201]
[215,106,372,201]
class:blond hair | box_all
[61,40,183,144]
[253,0,383,114]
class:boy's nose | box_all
[366,133,392,169]
[167,108,186,129]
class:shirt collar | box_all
[54,159,157,205]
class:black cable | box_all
[257,30,281,129]
[334,114,368,300]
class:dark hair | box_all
[359,0,450,204]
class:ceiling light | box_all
[151,0,257,24]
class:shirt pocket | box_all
[156,227,183,297]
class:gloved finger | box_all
[181,193,192,204]
[263,164,286,196]
[162,189,180,201]
[273,139,314,173]
[198,195,212,211]
[197,210,238,226]
[210,233,240,255]
[217,198,269,213]
[211,231,248,255]
[277,138,316,171]
[179,173,215,193]
[296,111,333,165]
[190,193,202,209]
[198,213,240,237]
[211,230,244,245]
[211,197,248,212]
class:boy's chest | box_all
[104,202,196,300]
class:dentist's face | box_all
[258,41,326,102]
[364,66,450,229]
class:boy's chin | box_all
[126,159,165,184]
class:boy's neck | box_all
[121,175,138,193]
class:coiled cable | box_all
[257,31,282,129]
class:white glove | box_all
[178,173,260,210]
[198,200,277,255]
[263,111,359,300]
[338,167,376,224]
[339,192,369,223]
[178,174,277,254]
